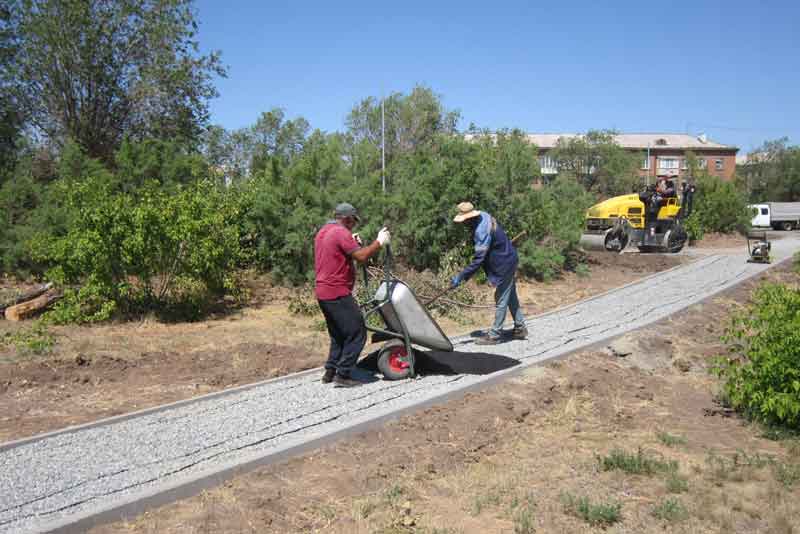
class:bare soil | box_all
[0,251,684,443]
[93,264,800,534]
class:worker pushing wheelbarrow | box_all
[314,201,525,385]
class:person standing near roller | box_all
[314,202,390,387]
[450,202,527,345]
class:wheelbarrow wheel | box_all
[377,341,413,380]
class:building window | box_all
[696,158,707,169]
[681,158,688,170]
[658,157,679,170]
[641,157,650,170]
[715,159,723,170]
[538,155,558,174]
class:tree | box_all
[250,108,310,178]
[0,0,23,176]
[549,130,641,197]
[345,85,460,189]
[9,0,225,162]
[737,138,800,202]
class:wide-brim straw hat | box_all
[453,201,481,223]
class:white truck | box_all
[750,202,800,230]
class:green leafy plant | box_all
[1,321,55,356]
[287,287,321,317]
[665,472,689,493]
[688,172,751,238]
[657,431,687,447]
[33,173,243,323]
[560,492,621,527]
[598,448,678,475]
[651,498,689,522]
[713,283,800,428]
[512,502,536,534]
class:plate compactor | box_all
[746,231,771,264]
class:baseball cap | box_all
[334,202,361,222]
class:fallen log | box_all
[5,288,61,321]
[0,282,53,314]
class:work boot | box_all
[321,368,335,384]
[475,335,501,346]
[333,375,363,388]
[512,325,528,340]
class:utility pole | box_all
[381,96,386,193]
[646,142,651,186]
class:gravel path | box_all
[2,237,799,534]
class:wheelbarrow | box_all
[360,245,454,380]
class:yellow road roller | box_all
[584,181,695,253]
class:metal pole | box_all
[646,143,650,186]
[381,96,386,193]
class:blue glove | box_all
[450,275,461,289]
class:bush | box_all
[690,173,751,236]
[714,283,800,428]
[32,176,243,323]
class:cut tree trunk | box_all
[0,283,53,314]
[4,289,61,321]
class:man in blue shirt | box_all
[450,202,528,345]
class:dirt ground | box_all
[94,263,800,534]
[0,251,684,443]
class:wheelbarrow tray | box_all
[373,280,454,352]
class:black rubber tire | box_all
[603,230,629,253]
[666,228,687,253]
[377,342,413,380]
[781,221,794,231]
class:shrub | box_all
[714,283,800,428]
[690,173,751,236]
[32,176,243,323]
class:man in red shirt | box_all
[315,203,390,387]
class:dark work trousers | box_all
[318,294,366,378]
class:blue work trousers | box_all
[489,274,526,338]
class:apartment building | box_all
[531,133,739,181]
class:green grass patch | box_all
[1,321,55,356]
[383,484,406,501]
[665,471,689,493]
[657,431,687,447]
[705,450,773,484]
[773,461,800,488]
[561,492,621,527]
[651,497,689,522]
[512,502,536,534]
[598,448,678,475]
[470,491,502,516]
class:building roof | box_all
[522,133,737,151]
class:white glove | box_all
[352,233,363,246]
[377,227,391,246]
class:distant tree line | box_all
[737,138,800,202]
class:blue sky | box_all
[194,0,799,153]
